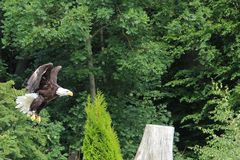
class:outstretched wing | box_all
[50,66,62,84]
[26,63,53,93]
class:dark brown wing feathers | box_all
[39,65,53,89]
[26,63,53,93]
[50,66,62,84]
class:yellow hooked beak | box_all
[67,91,73,96]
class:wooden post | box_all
[134,124,174,160]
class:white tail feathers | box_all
[16,93,38,115]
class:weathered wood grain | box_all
[134,124,174,160]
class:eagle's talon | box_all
[31,114,36,121]
[36,115,41,123]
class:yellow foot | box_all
[36,115,41,123]
[31,114,36,121]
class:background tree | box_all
[160,0,240,157]
[1,1,174,159]
[1,0,240,159]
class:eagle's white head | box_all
[56,87,73,97]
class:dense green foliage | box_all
[160,1,240,157]
[82,92,122,160]
[0,81,66,160]
[194,82,240,159]
[0,0,240,159]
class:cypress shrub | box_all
[82,92,123,160]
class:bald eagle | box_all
[16,63,73,122]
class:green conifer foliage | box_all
[82,92,123,160]
[0,81,66,160]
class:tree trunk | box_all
[134,125,174,160]
[100,28,104,51]
[86,38,96,101]
[0,8,3,59]
[0,51,1,60]
[14,59,29,75]
[68,151,80,160]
